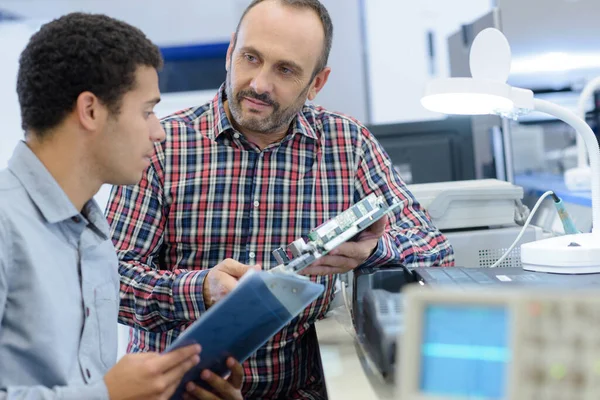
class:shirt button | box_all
[72,216,81,223]
[86,369,91,379]
[86,307,90,317]
[249,252,256,259]
[253,200,260,208]
[233,132,241,139]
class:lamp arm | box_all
[534,98,600,233]
[576,77,600,168]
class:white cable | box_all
[489,190,554,268]
[341,278,352,317]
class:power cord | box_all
[513,198,530,225]
[340,274,353,317]
[489,190,555,268]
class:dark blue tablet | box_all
[166,270,325,399]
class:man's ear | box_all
[307,67,331,101]
[75,91,106,132]
[226,32,236,72]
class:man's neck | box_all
[223,100,289,150]
[26,134,101,212]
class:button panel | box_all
[514,298,600,399]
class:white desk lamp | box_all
[421,28,600,274]
[564,76,600,191]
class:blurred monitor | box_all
[368,117,475,184]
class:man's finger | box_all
[157,344,201,372]
[198,370,242,399]
[300,265,349,276]
[219,273,240,292]
[184,383,220,400]
[226,357,244,389]
[219,260,254,278]
[164,380,185,400]
[328,242,366,259]
[353,214,388,241]
[367,214,388,233]
[162,353,200,386]
[184,384,219,400]
[309,254,358,270]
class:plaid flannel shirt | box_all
[106,85,454,399]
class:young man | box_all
[0,13,244,400]
[106,0,454,398]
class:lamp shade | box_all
[421,78,514,115]
[419,27,600,275]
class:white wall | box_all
[315,0,368,121]
[0,0,243,46]
[0,21,40,169]
[365,0,493,124]
[0,0,368,121]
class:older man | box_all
[107,1,454,398]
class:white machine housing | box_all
[408,179,524,230]
[445,225,543,268]
[409,179,541,268]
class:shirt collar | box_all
[291,107,319,141]
[7,142,109,239]
[211,83,319,142]
[210,84,235,141]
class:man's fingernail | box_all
[186,382,195,391]
[202,370,211,379]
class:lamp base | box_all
[564,166,592,191]
[521,233,600,274]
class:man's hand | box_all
[104,344,201,400]
[300,215,388,276]
[183,357,244,400]
[203,259,259,308]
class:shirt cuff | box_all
[360,234,399,269]
[172,269,211,319]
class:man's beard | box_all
[225,70,310,134]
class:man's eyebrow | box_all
[145,97,161,106]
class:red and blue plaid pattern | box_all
[106,86,453,399]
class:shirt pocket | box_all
[94,281,119,369]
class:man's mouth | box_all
[244,97,271,107]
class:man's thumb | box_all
[370,214,388,233]
[220,260,254,278]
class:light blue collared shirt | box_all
[0,142,119,399]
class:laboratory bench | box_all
[315,306,395,400]
[312,173,595,399]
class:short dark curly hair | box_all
[17,12,163,137]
